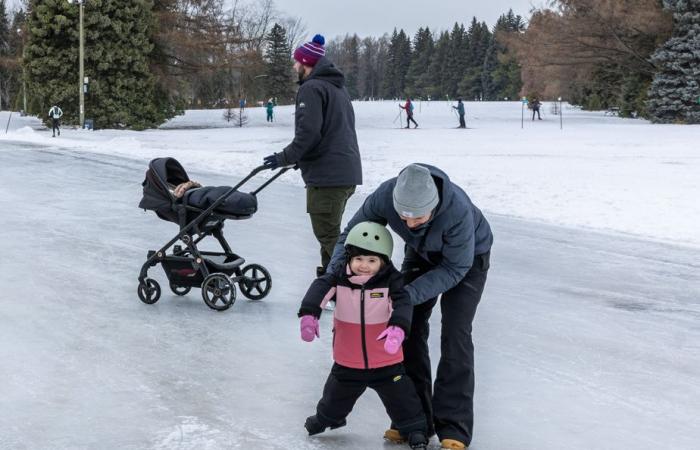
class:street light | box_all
[16,27,27,115]
[67,0,86,128]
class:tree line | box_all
[324,9,525,102]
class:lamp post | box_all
[67,0,85,128]
[16,27,27,114]
[558,96,563,130]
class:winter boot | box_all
[383,428,406,443]
[440,438,467,449]
[304,415,346,436]
[408,431,429,449]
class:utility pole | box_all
[68,0,86,128]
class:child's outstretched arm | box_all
[297,274,337,342]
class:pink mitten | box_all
[376,326,405,355]
[300,315,320,342]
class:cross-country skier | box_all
[400,97,419,128]
[48,105,63,137]
[452,99,466,128]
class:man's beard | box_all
[297,67,306,83]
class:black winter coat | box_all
[280,57,362,187]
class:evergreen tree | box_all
[264,23,293,104]
[0,0,10,109]
[445,22,467,98]
[483,10,524,100]
[25,0,168,129]
[345,34,360,99]
[405,27,434,98]
[647,0,700,123]
[459,19,491,99]
[382,28,411,98]
[381,28,398,98]
[426,30,450,99]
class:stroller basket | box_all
[137,158,290,311]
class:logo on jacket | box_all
[298,102,306,109]
[393,375,402,382]
[370,292,384,299]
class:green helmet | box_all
[345,221,393,259]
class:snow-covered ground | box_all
[0,146,698,450]
[1,101,698,249]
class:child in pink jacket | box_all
[298,221,428,449]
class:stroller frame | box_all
[137,164,291,311]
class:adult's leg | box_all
[315,364,367,426]
[432,252,489,446]
[410,116,419,128]
[459,115,466,128]
[372,364,427,436]
[399,246,437,435]
[307,185,355,271]
[406,115,411,128]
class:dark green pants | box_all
[306,185,355,271]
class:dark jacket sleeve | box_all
[387,271,413,335]
[298,272,337,319]
[327,188,389,274]
[281,83,325,165]
[405,216,475,306]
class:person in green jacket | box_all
[266,98,275,122]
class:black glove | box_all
[263,153,281,170]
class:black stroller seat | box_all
[137,157,291,311]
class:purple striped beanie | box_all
[293,34,325,66]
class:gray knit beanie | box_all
[392,164,439,218]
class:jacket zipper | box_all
[360,286,369,369]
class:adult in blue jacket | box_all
[328,163,493,449]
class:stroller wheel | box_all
[202,273,236,311]
[239,264,272,300]
[169,283,191,296]
[138,278,161,304]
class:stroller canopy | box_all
[139,157,257,223]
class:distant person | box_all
[48,105,63,137]
[299,221,429,449]
[239,98,246,111]
[452,99,466,128]
[400,98,418,129]
[531,98,542,120]
[262,34,361,278]
[266,98,275,122]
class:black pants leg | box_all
[52,119,59,136]
[371,365,427,436]
[459,115,466,128]
[432,257,488,445]
[400,249,489,445]
[408,115,418,128]
[315,365,366,426]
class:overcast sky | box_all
[273,0,541,39]
[5,0,542,39]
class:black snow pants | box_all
[52,118,60,136]
[459,114,466,128]
[315,363,427,436]
[406,114,418,128]
[397,247,490,445]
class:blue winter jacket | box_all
[328,164,493,305]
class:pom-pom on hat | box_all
[293,34,326,67]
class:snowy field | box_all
[0,104,699,449]
[1,101,698,248]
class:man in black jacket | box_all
[328,164,493,449]
[263,34,362,277]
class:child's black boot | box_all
[304,415,346,436]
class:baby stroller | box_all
[137,157,290,311]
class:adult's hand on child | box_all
[300,315,320,342]
[377,326,405,355]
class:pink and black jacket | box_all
[298,262,412,370]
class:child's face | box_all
[349,254,383,276]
